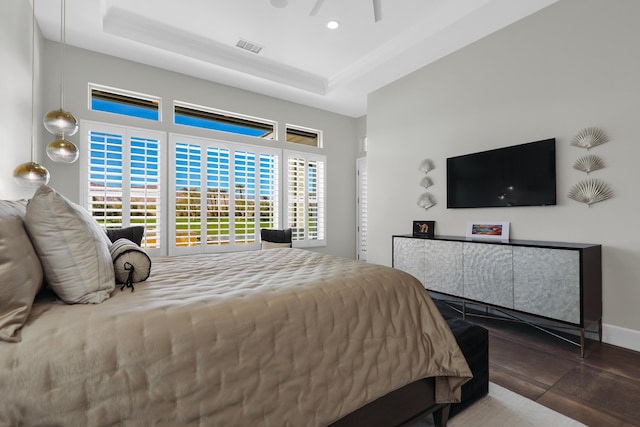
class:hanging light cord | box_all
[59,0,66,110]
[30,0,37,162]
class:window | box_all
[169,134,280,255]
[174,102,275,140]
[284,150,326,247]
[81,121,165,255]
[82,88,326,255]
[286,125,322,147]
[89,85,160,121]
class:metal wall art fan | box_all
[309,0,383,22]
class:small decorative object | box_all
[570,127,608,150]
[466,221,510,241]
[413,221,435,238]
[568,178,613,207]
[418,158,435,174]
[417,193,435,210]
[419,176,433,188]
[573,154,605,174]
[418,159,436,208]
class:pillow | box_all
[260,228,292,244]
[0,200,43,342]
[24,185,115,304]
[105,226,145,246]
[261,241,292,250]
[110,238,151,291]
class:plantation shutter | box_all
[284,150,326,247]
[170,134,279,255]
[82,121,164,256]
[357,157,368,261]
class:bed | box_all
[0,191,471,426]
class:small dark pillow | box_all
[105,226,145,247]
[110,238,151,292]
[260,228,292,244]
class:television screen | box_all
[447,138,556,208]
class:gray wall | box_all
[367,0,640,350]
[0,0,45,200]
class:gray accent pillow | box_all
[24,185,115,304]
[0,200,43,342]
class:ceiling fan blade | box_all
[373,0,382,22]
[309,0,326,16]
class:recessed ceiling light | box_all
[327,20,340,30]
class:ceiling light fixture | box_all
[43,0,79,163]
[327,20,340,30]
[14,0,50,187]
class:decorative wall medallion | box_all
[418,158,435,174]
[568,178,613,207]
[570,127,608,150]
[420,176,433,188]
[417,193,436,210]
[573,154,605,174]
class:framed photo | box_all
[466,221,510,241]
[413,221,435,238]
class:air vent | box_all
[236,39,263,54]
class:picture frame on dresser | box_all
[466,221,509,241]
[413,220,435,238]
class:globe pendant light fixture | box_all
[44,0,79,163]
[14,0,50,187]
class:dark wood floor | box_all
[468,314,640,427]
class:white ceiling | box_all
[34,0,558,118]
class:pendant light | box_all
[13,0,51,187]
[44,0,79,163]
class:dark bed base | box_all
[330,377,450,427]
[330,300,489,427]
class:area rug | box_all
[413,382,586,427]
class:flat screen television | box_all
[447,138,556,208]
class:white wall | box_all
[0,0,45,200]
[367,0,640,349]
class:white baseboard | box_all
[602,323,640,353]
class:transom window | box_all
[89,84,160,121]
[174,102,276,140]
[286,125,322,147]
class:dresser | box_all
[392,235,602,356]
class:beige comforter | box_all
[0,249,471,426]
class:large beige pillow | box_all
[24,185,115,304]
[0,200,43,342]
